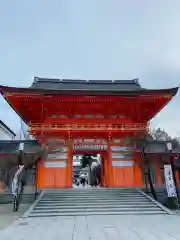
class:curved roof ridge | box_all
[31,77,142,91]
[33,77,141,85]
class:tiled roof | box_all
[0,77,178,97]
[136,139,180,153]
[0,140,40,154]
[0,120,16,137]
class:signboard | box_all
[112,161,134,167]
[44,161,67,168]
[73,139,107,144]
[73,144,107,151]
[19,143,24,151]
[164,164,177,197]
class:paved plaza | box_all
[1,214,180,239]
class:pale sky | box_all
[0,0,179,138]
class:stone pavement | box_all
[1,214,180,239]
[0,204,30,231]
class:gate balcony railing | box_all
[29,123,148,132]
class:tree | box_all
[123,129,157,199]
[149,127,180,149]
[149,127,171,141]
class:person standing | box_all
[81,175,86,187]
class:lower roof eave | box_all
[0,85,179,97]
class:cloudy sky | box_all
[0,0,179,138]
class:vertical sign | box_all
[164,164,177,197]
[19,143,24,151]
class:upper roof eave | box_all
[0,85,178,97]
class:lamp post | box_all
[166,142,180,206]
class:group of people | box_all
[73,172,101,188]
[73,176,87,187]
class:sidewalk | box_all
[0,214,180,239]
[0,204,30,231]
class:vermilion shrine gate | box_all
[0,78,178,189]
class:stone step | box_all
[43,189,140,192]
[45,188,137,190]
[42,193,144,197]
[43,192,139,195]
[26,188,167,217]
[39,198,150,203]
[43,193,142,197]
[35,204,159,210]
[28,210,166,217]
[44,190,139,194]
[43,192,141,195]
[32,206,164,213]
[40,197,147,202]
[43,194,144,200]
[37,201,153,207]
[44,188,139,192]
[41,196,144,202]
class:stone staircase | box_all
[26,188,170,217]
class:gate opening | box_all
[72,154,103,188]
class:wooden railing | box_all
[29,123,148,132]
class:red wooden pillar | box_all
[174,156,180,186]
[102,152,108,187]
[36,141,48,189]
[107,141,113,187]
[67,140,73,188]
[133,152,143,187]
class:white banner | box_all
[44,161,67,168]
[111,146,132,152]
[19,143,24,151]
[48,153,67,159]
[112,161,134,167]
[112,153,125,159]
[164,164,177,197]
